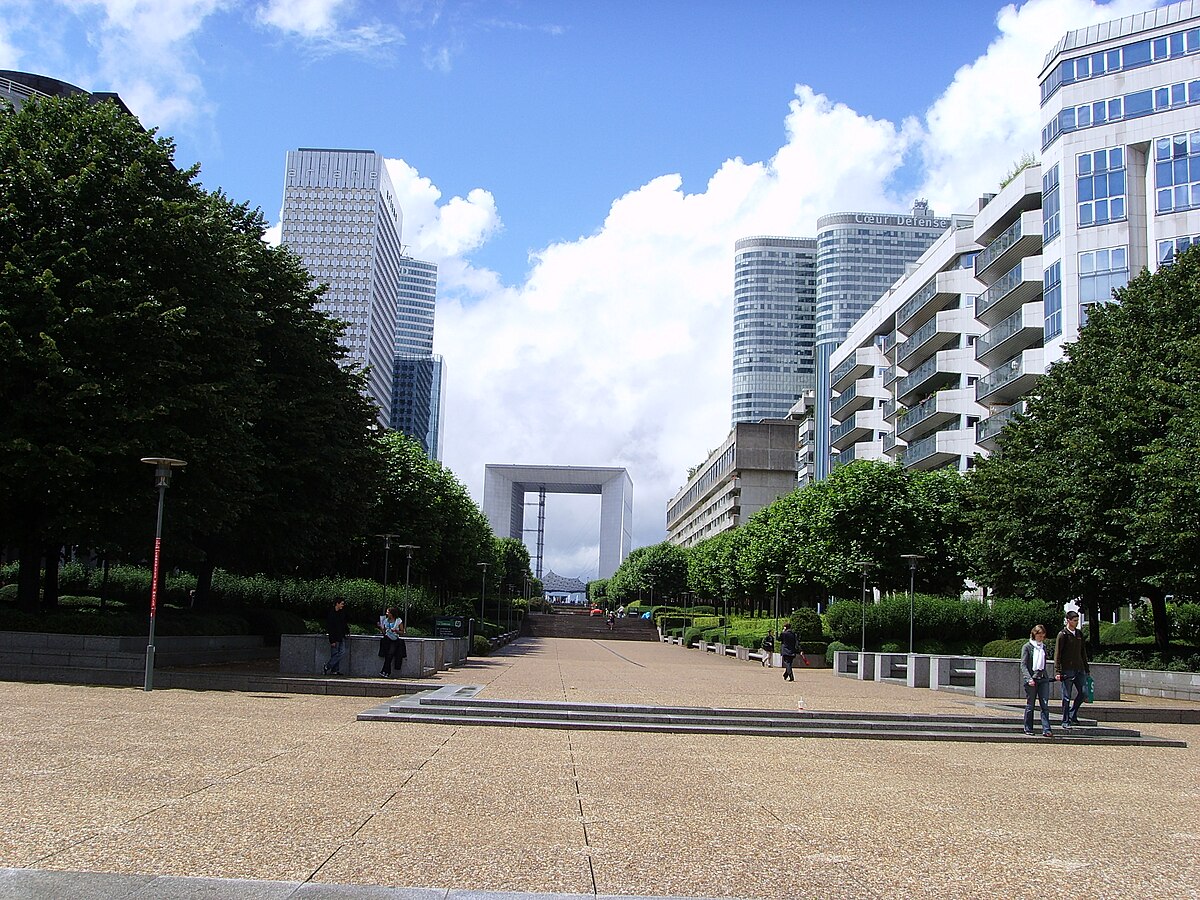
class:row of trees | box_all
[596,249,1200,653]
[0,96,528,609]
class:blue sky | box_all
[1,0,1154,579]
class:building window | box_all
[1043,164,1061,243]
[1043,261,1063,340]
[1078,247,1128,323]
[1158,234,1200,266]
[1077,148,1126,227]
[1155,129,1200,214]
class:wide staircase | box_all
[358,688,1186,747]
[524,611,659,642]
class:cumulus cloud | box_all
[255,0,404,55]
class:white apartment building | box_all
[828,216,988,472]
[1039,1,1200,361]
[665,420,799,548]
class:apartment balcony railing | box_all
[976,350,1042,405]
[895,353,958,405]
[831,347,878,393]
[974,210,1043,283]
[882,330,899,355]
[830,382,857,418]
[975,303,1042,368]
[896,393,957,442]
[898,430,962,470]
[896,275,938,329]
[882,430,901,456]
[833,446,857,469]
[882,364,900,387]
[831,412,873,452]
[976,401,1027,447]
[975,256,1041,326]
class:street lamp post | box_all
[854,559,872,653]
[377,534,400,612]
[478,562,489,626]
[393,543,418,625]
[647,575,655,609]
[901,554,925,655]
[140,457,186,692]
[770,574,782,638]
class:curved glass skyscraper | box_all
[813,203,950,478]
[731,236,818,424]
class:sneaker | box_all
[1023,729,1034,735]
[1042,731,1053,737]
[322,664,330,675]
[379,670,388,678]
[1061,720,1071,729]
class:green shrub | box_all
[826,640,856,657]
[471,634,491,656]
[989,598,1060,639]
[797,641,828,656]
[1100,620,1150,645]
[787,607,823,642]
[982,638,1026,658]
[1174,603,1200,644]
[880,641,902,653]
[0,584,21,603]
[914,638,947,655]
[682,626,706,647]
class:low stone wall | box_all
[1120,668,1200,702]
[0,631,271,670]
[279,633,468,679]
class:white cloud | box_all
[255,0,403,54]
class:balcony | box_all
[882,330,899,357]
[897,308,967,370]
[975,303,1043,369]
[882,398,899,424]
[976,349,1044,406]
[831,347,879,393]
[974,210,1042,282]
[831,412,873,451]
[896,268,977,331]
[882,364,900,388]
[896,392,959,442]
[882,430,902,457]
[831,380,877,420]
[894,352,959,406]
[976,401,1027,450]
[833,445,857,468]
[975,256,1042,327]
[899,430,963,471]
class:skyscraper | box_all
[390,353,447,460]
[731,236,817,424]
[396,255,437,355]
[812,202,950,479]
[280,148,403,425]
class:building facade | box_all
[813,203,951,479]
[281,148,404,425]
[396,255,437,355]
[0,70,130,114]
[731,236,817,424]
[827,215,989,473]
[666,420,799,548]
[390,353,447,460]
[1038,0,1200,366]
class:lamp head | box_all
[140,457,187,488]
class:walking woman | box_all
[1020,624,1053,737]
[378,606,406,678]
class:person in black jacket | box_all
[1054,609,1090,728]
[779,623,797,682]
[323,597,350,676]
[760,631,775,668]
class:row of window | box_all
[1158,233,1200,264]
[1041,26,1200,104]
[1077,147,1126,227]
[1155,129,1200,214]
[1042,79,1200,149]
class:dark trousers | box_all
[1060,669,1087,723]
[782,653,795,680]
[381,639,406,675]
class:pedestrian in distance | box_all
[760,631,775,667]
[1020,624,1053,737]
[322,597,350,676]
[378,606,406,678]
[779,622,797,682]
[1055,609,1090,728]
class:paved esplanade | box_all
[2,638,1197,899]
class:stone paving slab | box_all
[1,637,1198,898]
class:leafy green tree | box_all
[967,246,1200,650]
[495,537,534,596]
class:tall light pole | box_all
[377,534,400,612]
[770,574,782,638]
[647,574,655,609]
[140,457,186,692]
[901,554,925,655]
[478,562,489,625]
[395,543,419,624]
[855,559,872,652]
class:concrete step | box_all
[356,695,1186,747]
[524,613,659,642]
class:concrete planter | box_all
[279,633,468,679]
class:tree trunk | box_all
[42,544,61,609]
[195,556,215,608]
[1086,595,1101,653]
[16,537,40,610]
[1146,587,1171,653]
[100,556,110,610]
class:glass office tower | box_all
[812,202,950,479]
[281,148,404,426]
[731,236,818,424]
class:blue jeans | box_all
[326,639,347,674]
[1060,669,1087,723]
[1024,677,1051,733]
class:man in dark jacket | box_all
[1054,609,1089,728]
[324,597,350,676]
[779,623,798,682]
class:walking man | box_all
[761,631,775,668]
[323,597,350,676]
[1054,609,1090,728]
[779,622,797,682]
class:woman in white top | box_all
[1019,624,1053,737]
[378,606,406,678]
